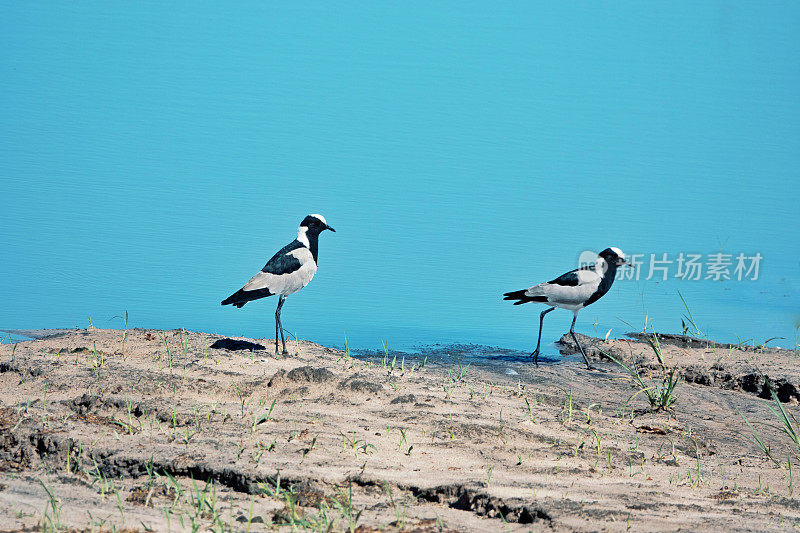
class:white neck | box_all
[595,256,609,276]
[297,226,310,247]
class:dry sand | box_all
[1,328,800,532]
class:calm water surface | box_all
[1,3,798,354]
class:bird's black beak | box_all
[326,224,336,232]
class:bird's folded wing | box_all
[242,247,316,293]
[523,267,601,306]
[257,241,306,276]
[546,267,600,287]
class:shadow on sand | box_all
[209,338,266,351]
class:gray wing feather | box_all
[526,269,601,307]
[243,248,316,296]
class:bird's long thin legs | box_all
[275,296,287,355]
[570,313,593,370]
[279,319,287,354]
[531,307,556,365]
[279,300,287,355]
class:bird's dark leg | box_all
[274,296,287,355]
[570,313,594,370]
[279,319,287,354]
[278,296,289,355]
[531,307,556,365]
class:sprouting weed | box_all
[381,340,391,369]
[767,385,800,456]
[524,397,538,424]
[283,328,302,357]
[179,329,190,379]
[251,399,277,433]
[397,426,413,455]
[585,403,599,426]
[738,409,779,465]
[604,333,679,411]
[332,482,362,533]
[158,332,173,371]
[111,311,129,358]
[482,382,493,400]
[39,478,63,532]
[338,332,353,363]
[233,383,250,419]
[340,431,375,456]
[300,436,317,461]
[91,341,103,389]
[454,358,470,382]
[678,291,701,337]
[382,482,407,529]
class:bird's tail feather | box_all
[503,289,547,305]
[221,290,248,308]
[503,289,527,300]
[222,287,273,308]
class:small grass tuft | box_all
[605,333,679,411]
[767,383,800,459]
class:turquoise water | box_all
[2,3,798,353]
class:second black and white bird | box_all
[503,247,631,369]
[221,214,335,354]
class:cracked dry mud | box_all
[1,328,800,531]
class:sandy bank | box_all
[1,328,799,531]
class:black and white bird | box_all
[221,214,335,354]
[503,247,631,369]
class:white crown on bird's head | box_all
[308,214,327,226]
[298,214,335,234]
[578,247,629,271]
[599,247,629,269]
[300,214,328,227]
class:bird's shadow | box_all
[486,354,560,364]
[209,338,266,351]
